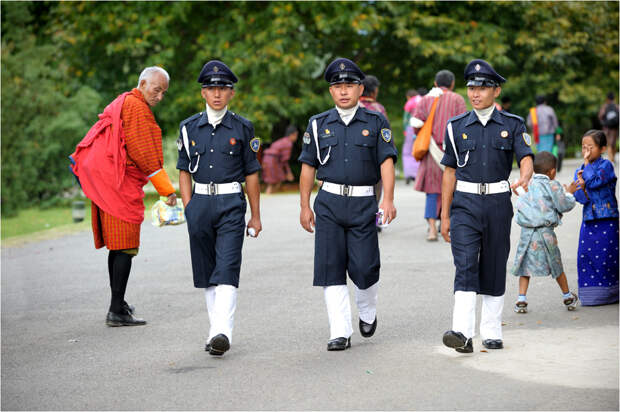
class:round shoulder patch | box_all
[381,128,392,143]
[522,133,532,146]
[250,137,261,152]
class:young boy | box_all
[511,151,579,313]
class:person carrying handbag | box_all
[410,70,467,241]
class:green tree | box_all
[1,2,101,216]
[2,1,618,214]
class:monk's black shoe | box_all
[327,337,351,351]
[359,318,377,338]
[482,339,503,350]
[206,334,230,356]
[443,330,473,353]
[123,301,135,315]
[106,311,146,327]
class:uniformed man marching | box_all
[298,58,398,351]
[177,60,262,356]
[440,59,533,353]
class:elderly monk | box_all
[70,66,177,326]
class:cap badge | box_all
[362,129,369,136]
[339,63,345,70]
[229,138,237,145]
[475,64,481,71]
[462,133,468,140]
[325,129,330,134]
[213,66,219,72]
[501,130,508,138]
[250,137,261,152]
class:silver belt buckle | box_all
[478,183,488,195]
[341,184,350,196]
[209,182,217,195]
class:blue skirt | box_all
[577,218,619,305]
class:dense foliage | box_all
[2,1,618,215]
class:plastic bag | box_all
[151,198,186,227]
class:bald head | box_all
[137,66,169,107]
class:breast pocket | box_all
[492,135,513,151]
[189,140,206,170]
[354,135,376,160]
[457,138,477,165]
[219,139,242,169]
[319,134,338,159]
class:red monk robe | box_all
[71,88,174,250]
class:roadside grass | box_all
[1,194,163,245]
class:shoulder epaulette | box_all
[310,109,333,123]
[229,111,254,130]
[499,110,525,122]
[229,110,254,129]
[180,112,202,128]
[448,111,470,124]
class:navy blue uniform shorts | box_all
[185,192,246,288]
[450,191,513,296]
[313,189,380,289]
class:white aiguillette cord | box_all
[182,125,200,173]
[447,122,469,168]
[312,119,331,165]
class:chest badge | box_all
[250,137,261,153]
[324,129,330,135]
[381,128,392,142]
[229,138,237,145]
[362,129,369,136]
[191,140,196,146]
[501,130,509,138]
[462,133,468,140]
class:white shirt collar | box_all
[206,104,227,127]
[335,102,360,126]
[473,105,495,126]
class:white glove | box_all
[409,117,424,128]
[427,87,444,98]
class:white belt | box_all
[456,180,510,195]
[321,181,375,197]
[194,182,242,195]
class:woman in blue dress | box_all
[573,130,619,306]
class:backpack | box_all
[603,103,619,128]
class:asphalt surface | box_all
[2,158,618,410]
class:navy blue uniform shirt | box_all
[441,109,533,182]
[177,110,261,183]
[298,107,397,186]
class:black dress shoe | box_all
[106,311,146,327]
[442,330,473,353]
[359,318,377,338]
[327,337,351,351]
[123,301,135,315]
[206,334,230,356]
[482,339,503,349]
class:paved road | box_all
[2,159,618,410]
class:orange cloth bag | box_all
[412,97,439,161]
